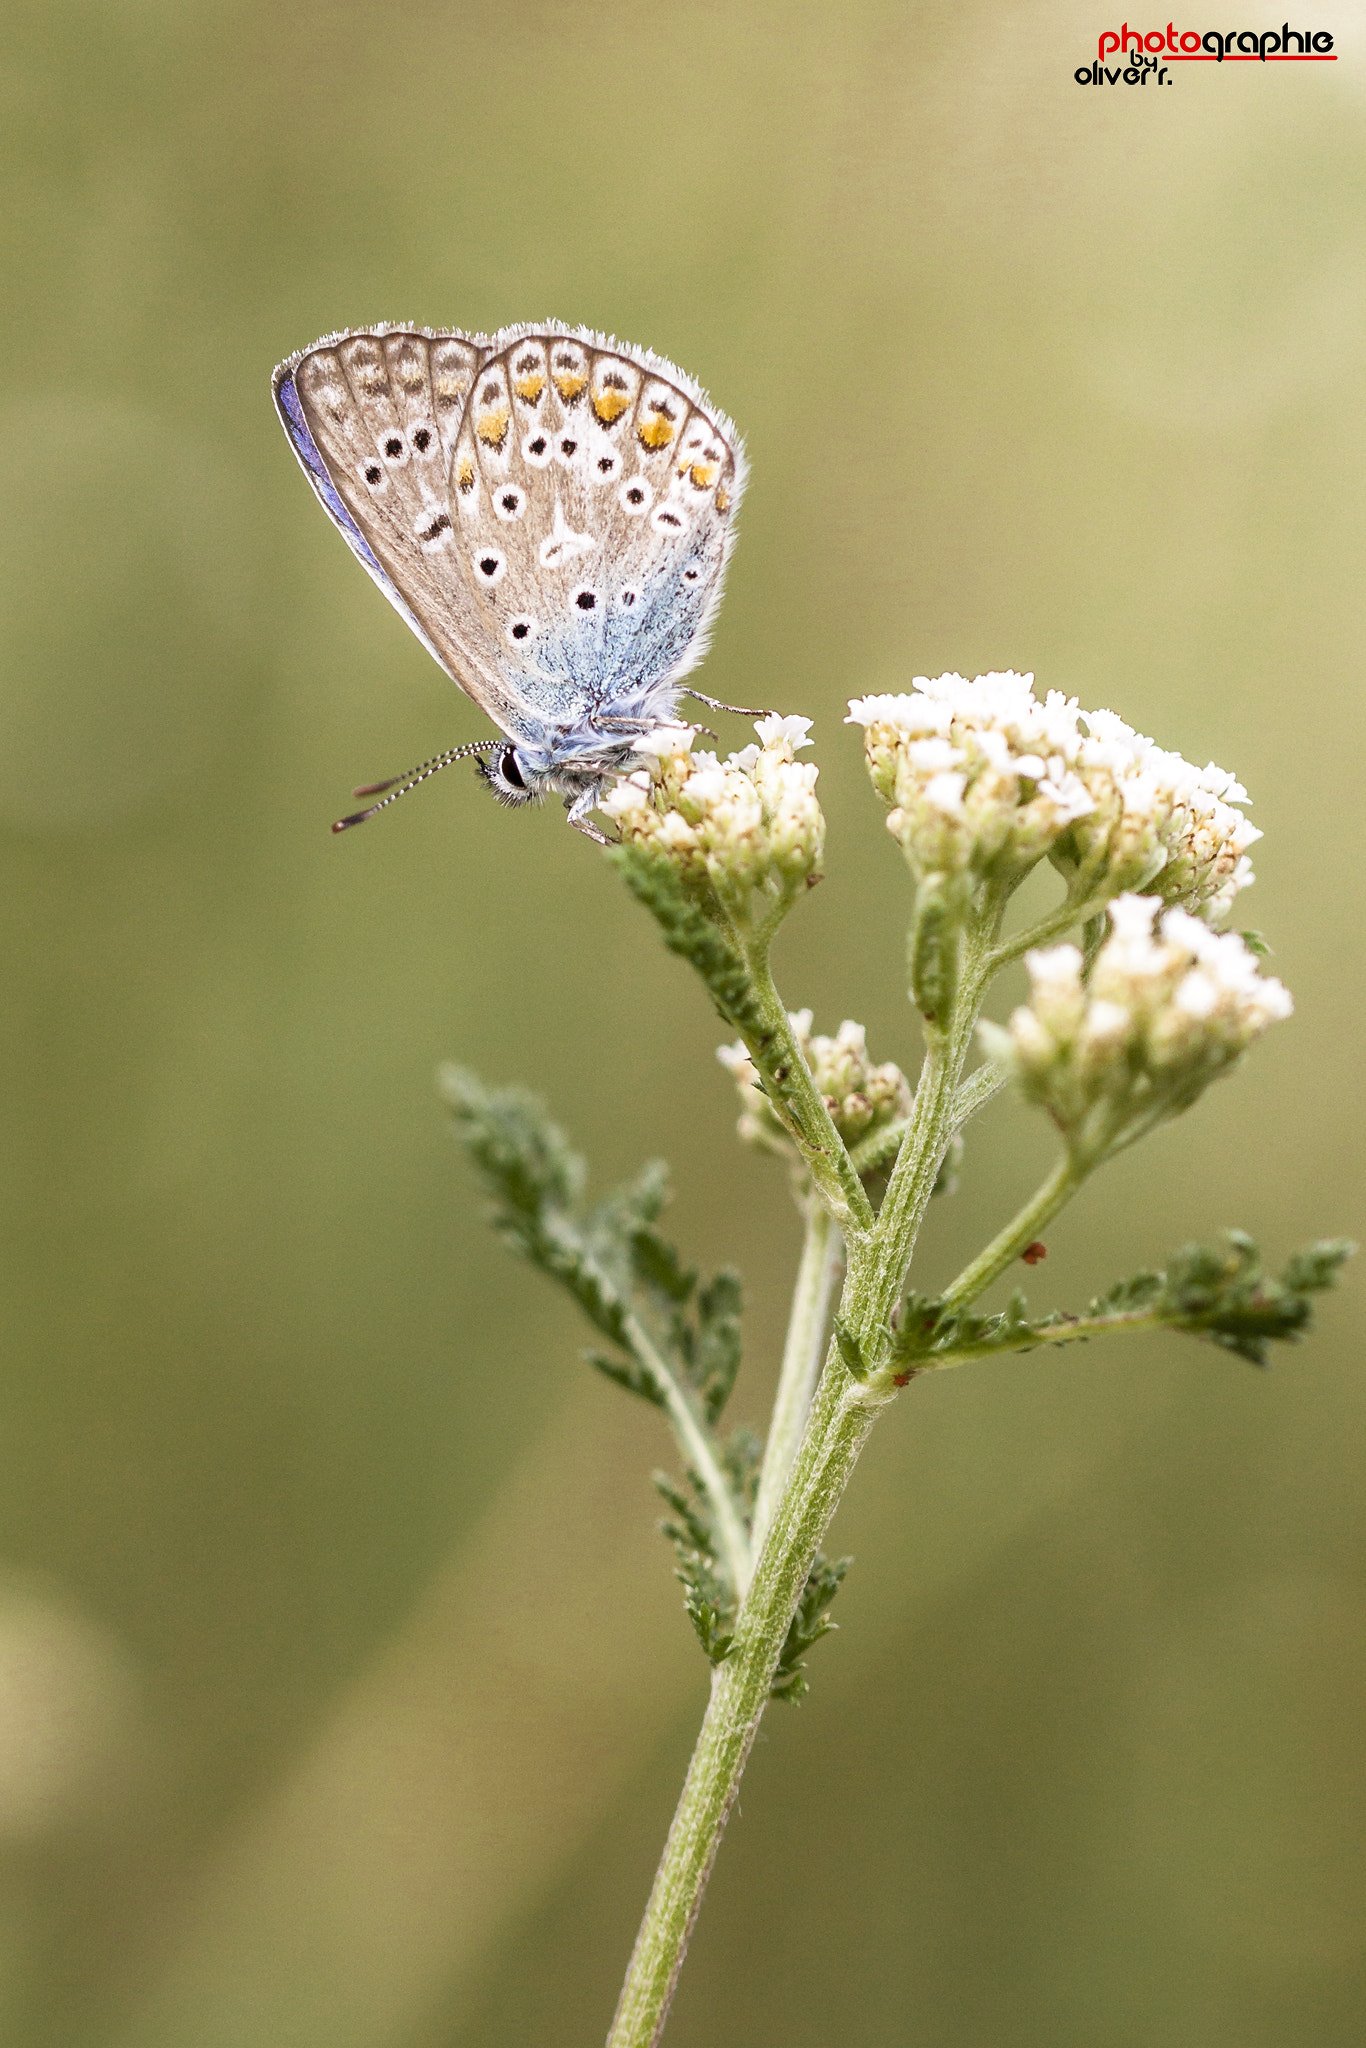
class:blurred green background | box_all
[2,3,1363,2043]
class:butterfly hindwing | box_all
[454,326,746,724]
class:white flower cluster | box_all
[847,672,1259,919]
[718,1011,911,1157]
[981,894,1293,1157]
[601,716,824,921]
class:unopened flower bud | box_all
[718,1011,911,1161]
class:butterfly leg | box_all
[564,790,613,846]
[681,688,769,719]
[596,713,720,741]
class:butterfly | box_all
[272,323,753,841]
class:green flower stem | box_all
[985,882,1117,973]
[868,918,999,1326]
[939,1151,1083,1311]
[914,1303,1167,1375]
[607,917,1005,2046]
[751,1199,843,1552]
[605,1329,895,2048]
[620,1307,753,1600]
[736,944,875,1240]
[849,1117,909,1178]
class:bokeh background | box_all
[2,3,1364,2043]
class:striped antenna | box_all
[332,740,497,832]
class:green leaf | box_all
[655,1471,739,1665]
[831,1313,871,1382]
[445,1066,756,1668]
[891,1233,1355,1376]
[907,875,961,1024]
[585,1350,666,1408]
[607,843,765,1034]
[694,1271,744,1423]
[439,1065,585,1223]
[771,1552,850,1702]
[1159,1231,1355,1367]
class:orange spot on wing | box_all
[715,486,730,514]
[638,412,675,451]
[553,369,588,402]
[455,456,476,493]
[476,406,510,451]
[592,387,630,424]
[513,373,545,404]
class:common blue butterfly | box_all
[272,324,750,840]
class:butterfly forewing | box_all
[277,326,552,741]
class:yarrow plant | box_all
[441,671,1348,2047]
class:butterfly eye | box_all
[494,488,525,522]
[362,463,383,486]
[619,478,653,515]
[682,568,700,583]
[521,431,551,468]
[572,588,598,612]
[595,452,619,479]
[412,426,433,453]
[473,549,506,586]
[618,585,639,607]
[383,434,405,460]
[507,615,536,644]
[477,743,538,807]
[651,505,686,534]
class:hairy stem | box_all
[737,946,875,1241]
[751,1200,843,1552]
[916,1303,1166,1374]
[985,880,1117,973]
[606,914,1006,2045]
[605,1341,893,2048]
[939,1152,1082,1311]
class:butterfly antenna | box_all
[332,741,496,832]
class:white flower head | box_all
[602,712,825,927]
[984,892,1292,1157]
[849,671,1259,920]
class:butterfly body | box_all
[272,323,746,831]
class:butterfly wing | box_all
[455,325,747,733]
[273,323,746,768]
[273,326,548,742]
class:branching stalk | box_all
[940,1152,1080,1310]
[606,1345,893,2048]
[914,1302,1166,1373]
[751,1200,842,1553]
